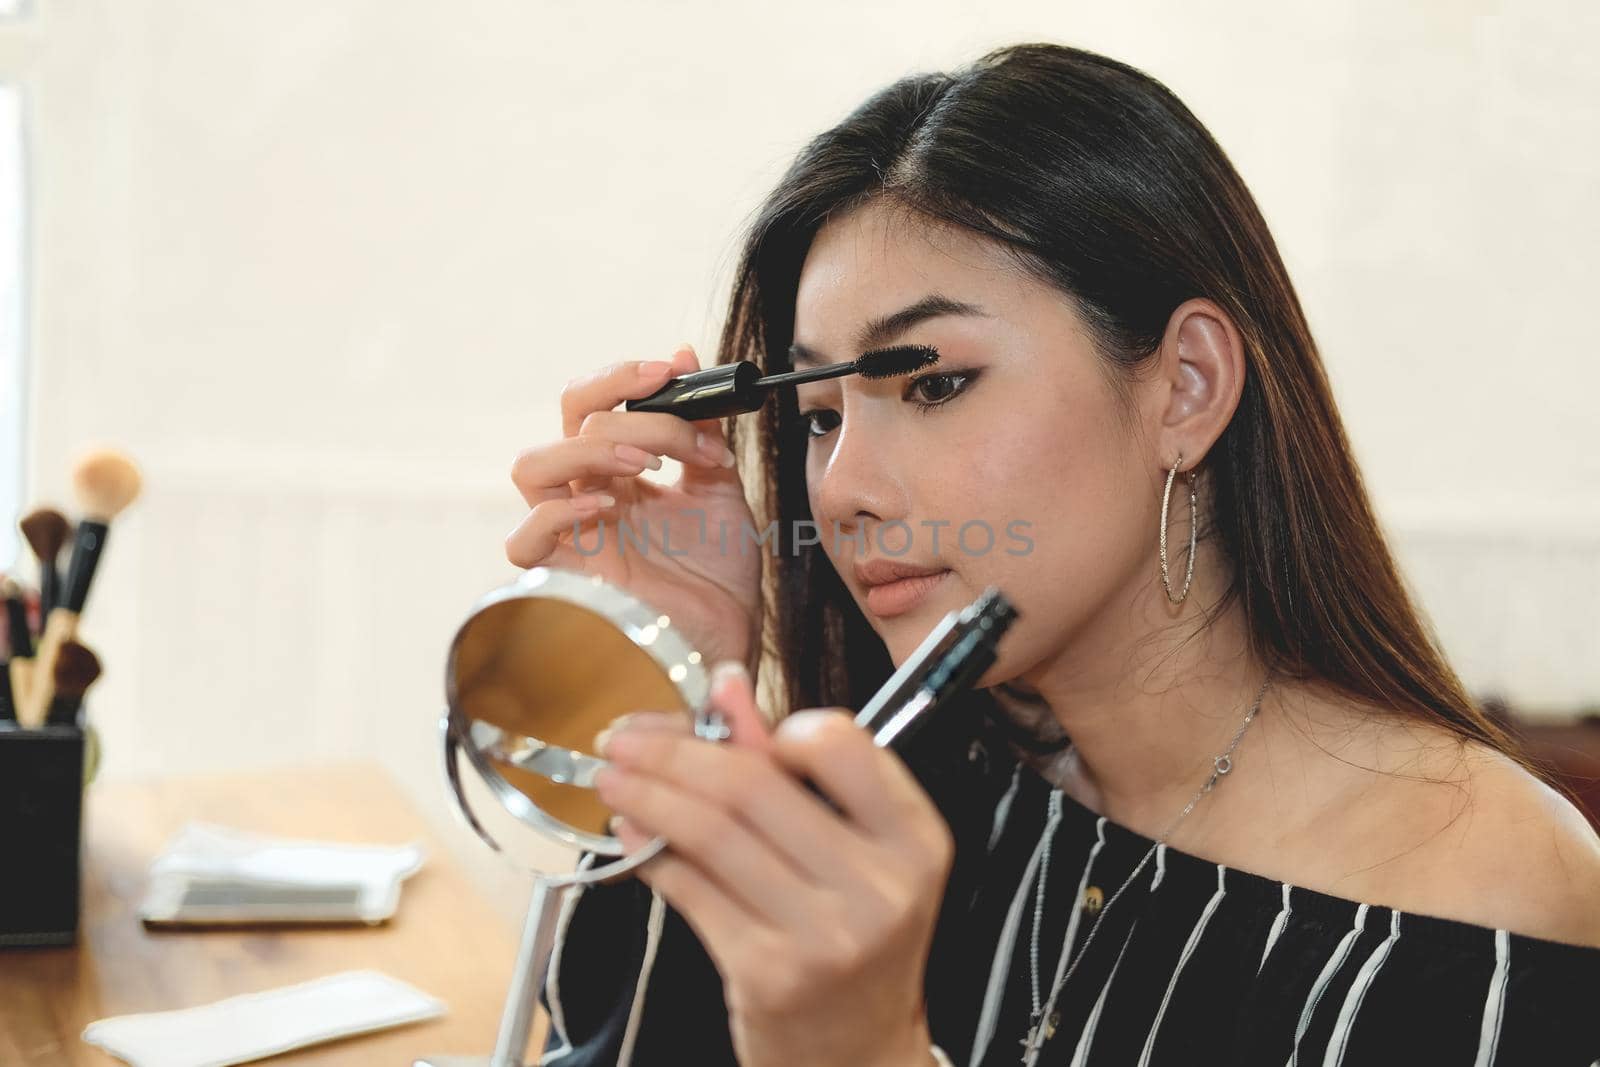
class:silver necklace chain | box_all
[1027,789,1065,1019]
[1019,677,1272,1064]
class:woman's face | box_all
[792,199,1161,685]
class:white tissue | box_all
[149,822,425,886]
[81,970,446,1067]
[139,821,426,924]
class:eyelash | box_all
[796,369,979,439]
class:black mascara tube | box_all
[858,585,1019,751]
[625,363,767,420]
[693,586,1017,794]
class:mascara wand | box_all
[625,344,939,421]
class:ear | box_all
[1150,298,1246,473]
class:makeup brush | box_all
[0,578,21,724]
[2,575,31,659]
[7,659,30,723]
[625,344,940,421]
[0,651,14,724]
[5,576,33,722]
[21,447,143,726]
[44,640,101,728]
[19,507,71,619]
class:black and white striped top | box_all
[539,713,1600,1066]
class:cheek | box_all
[803,449,831,526]
[942,380,1154,649]
[954,383,1127,555]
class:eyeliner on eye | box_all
[795,360,978,437]
[906,367,979,411]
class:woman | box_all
[504,42,1600,1066]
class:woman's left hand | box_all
[594,661,954,1067]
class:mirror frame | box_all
[442,566,712,875]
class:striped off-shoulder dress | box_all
[538,709,1600,1066]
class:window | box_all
[0,0,25,567]
[0,81,22,568]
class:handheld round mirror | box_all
[442,565,716,874]
[420,567,722,1067]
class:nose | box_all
[808,404,911,542]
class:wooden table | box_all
[0,764,540,1065]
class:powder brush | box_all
[22,447,143,726]
[19,507,70,619]
[44,639,102,727]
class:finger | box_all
[513,438,664,505]
[595,762,810,925]
[663,344,744,489]
[561,350,688,494]
[576,409,735,472]
[772,710,939,844]
[707,660,774,755]
[560,353,681,438]
[592,709,691,753]
[510,437,663,509]
[593,664,767,754]
[503,495,616,568]
[613,815,769,971]
[600,717,871,884]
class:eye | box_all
[795,369,979,441]
[797,408,841,439]
[907,369,977,411]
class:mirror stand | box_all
[413,873,574,1067]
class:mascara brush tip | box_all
[855,344,940,379]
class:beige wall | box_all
[2,1,1597,914]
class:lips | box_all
[855,560,952,618]
[853,559,950,588]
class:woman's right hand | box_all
[506,342,764,676]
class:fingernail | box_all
[574,493,616,510]
[607,814,624,835]
[594,711,642,755]
[615,444,663,470]
[709,659,750,692]
[639,360,674,380]
[774,708,842,742]
[696,433,736,468]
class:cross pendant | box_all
[1020,1013,1060,1055]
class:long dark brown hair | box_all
[713,42,1554,790]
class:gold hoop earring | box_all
[1159,454,1196,605]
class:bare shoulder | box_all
[1352,731,1600,948]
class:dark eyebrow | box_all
[788,293,988,367]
